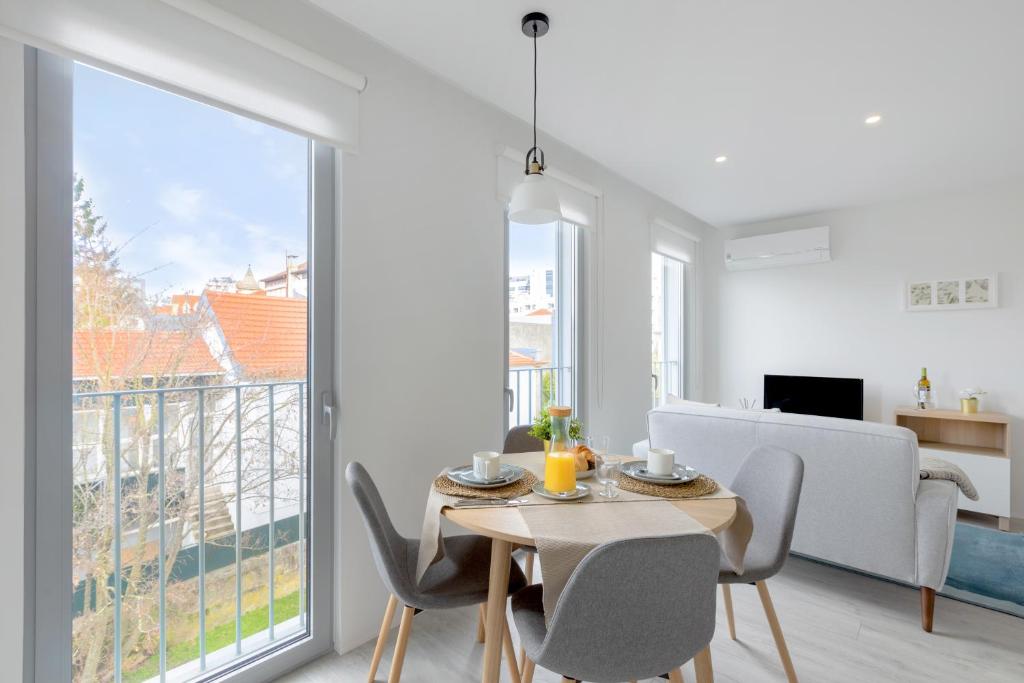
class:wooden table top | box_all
[443,497,738,545]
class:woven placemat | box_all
[618,473,719,499]
[433,470,538,499]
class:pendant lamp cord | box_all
[532,24,538,165]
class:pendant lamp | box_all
[508,12,562,225]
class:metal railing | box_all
[72,380,307,683]
[652,360,683,407]
[508,365,574,427]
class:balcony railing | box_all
[72,381,307,683]
[508,365,574,427]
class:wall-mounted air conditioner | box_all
[724,226,831,271]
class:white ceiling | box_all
[311,0,1024,226]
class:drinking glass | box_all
[595,453,621,498]
[586,435,610,458]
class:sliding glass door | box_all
[31,51,335,683]
[505,219,580,429]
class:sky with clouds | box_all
[73,62,309,299]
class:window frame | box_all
[27,47,337,683]
[503,217,584,432]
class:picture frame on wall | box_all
[904,275,998,311]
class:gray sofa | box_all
[633,404,958,631]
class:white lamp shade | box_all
[508,173,562,225]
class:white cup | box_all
[473,451,501,480]
[647,448,676,476]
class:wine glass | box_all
[595,453,621,498]
[586,435,610,458]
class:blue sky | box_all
[509,221,557,275]
[73,63,309,298]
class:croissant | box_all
[571,444,596,471]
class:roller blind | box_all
[0,0,363,149]
[497,148,600,227]
[651,219,698,263]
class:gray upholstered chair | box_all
[512,534,720,683]
[719,445,805,683]
[500,425,544,669]
[503,425,545,454]
[346,462,528,682]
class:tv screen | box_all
[764,374,864,420]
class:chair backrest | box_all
[537,534,719,683]
[731,445,805,577]
[345,462,414,601]
[503,425,544,454]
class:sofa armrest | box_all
[915,479,958,590]
[632,439,650,458]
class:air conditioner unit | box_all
[724,226,831,271]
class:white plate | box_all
[446,464,526,489]
[576,468,596,480]
[622,461,700,484]
[532,481,592,501]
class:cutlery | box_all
[453,497,528,507]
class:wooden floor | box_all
[279,556,1024,683]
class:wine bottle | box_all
[917,367,931,409]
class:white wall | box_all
[0,35,25,683]
[713,180,1024,521]
[210,0,717,654]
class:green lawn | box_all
[125,590,301,682]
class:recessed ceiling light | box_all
[864,114,883,126]
[715,155,728,164]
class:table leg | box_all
[694,645,714,683]
[481,538,513,683]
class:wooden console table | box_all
[895,407,1011,530]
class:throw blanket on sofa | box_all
[920,455,979,500]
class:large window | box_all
[33,54,336,683]
[506,220,580,427]
[652,252,686,406]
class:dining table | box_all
[439,451,742,683]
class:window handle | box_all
[321,392,337,440]
[651,373,659,392]
[504,388,515,413]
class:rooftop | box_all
[201,290,307,379]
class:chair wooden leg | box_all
[521,657,536,683]
[921,587,935,633]
[518,553,535,670]
[721,584,737,640]
[477,603,487,643]
[756,581,798,683]
[387,605,415,683]
[693,645,714,683]
[502,615,522,683]
[367,595,399,683]
[669,668,685,683]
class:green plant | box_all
[528,407,583,442]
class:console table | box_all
[895,407,1011,530]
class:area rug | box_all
[939,522,1024,618]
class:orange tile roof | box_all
[202,290,307,379]
[509,350,547,368]
[527,308,552,317]
[73,329,221,380]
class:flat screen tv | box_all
[764,374,864,421]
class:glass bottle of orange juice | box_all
[544,406,576,493]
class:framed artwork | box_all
[904,275,998,311]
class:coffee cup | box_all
[647,448,675,476]
[473,451,501,480]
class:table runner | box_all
[417,451,753,614]
[519,500,711,617]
